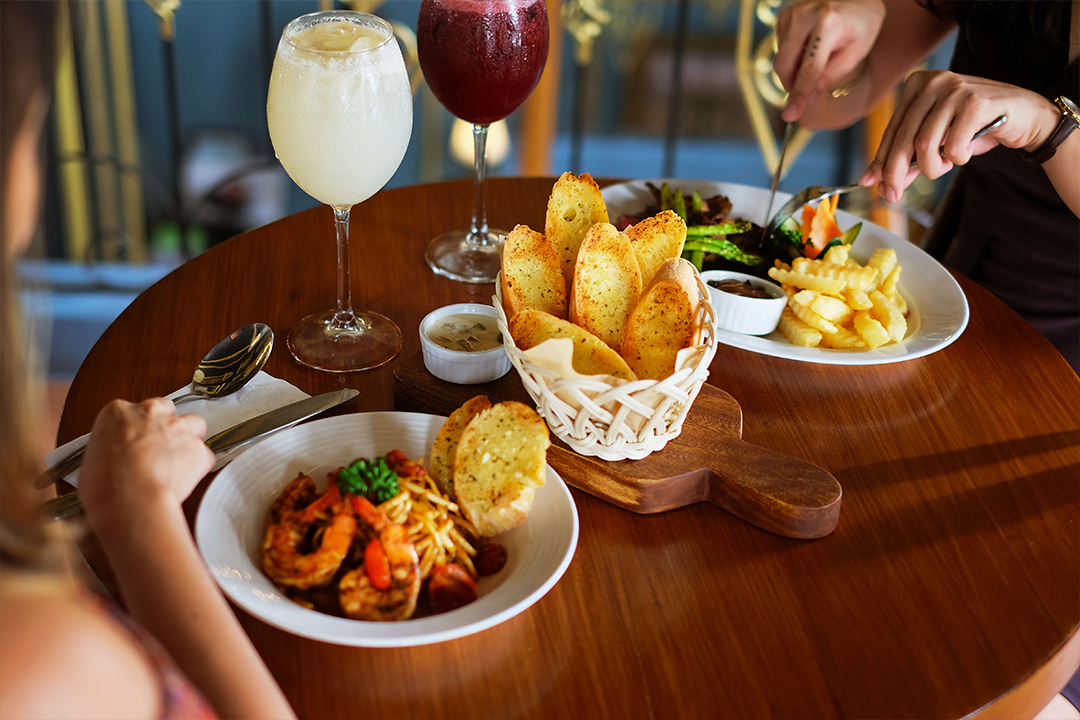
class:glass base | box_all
[287,310,402,373]
[425,229,508,284]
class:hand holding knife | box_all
[41,389,358,522]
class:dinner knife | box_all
[760,120,794,247]
[41,388,359,521]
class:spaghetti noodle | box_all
[381,449,479,581]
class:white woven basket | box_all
[494,273,718,461]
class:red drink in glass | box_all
[417,0,550,125]
[417,0,549,284]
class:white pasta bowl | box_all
[419,303,511,384]
[195,411,578,647]
[700,270,787,336]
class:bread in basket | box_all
[494,273,717,461]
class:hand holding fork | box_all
[762,115,1007,244]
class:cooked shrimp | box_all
[338,496,420,621]
[262,474,357,590]
[384,448,423,478]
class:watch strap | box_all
[1024,97,1080,165]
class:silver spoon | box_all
[171,323,274,404]
[34,323,274,489]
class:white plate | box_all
[602,179,970,365]
[195,412,578,647]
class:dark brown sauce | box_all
[709,278,773,299]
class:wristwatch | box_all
[1023,95,1080,165]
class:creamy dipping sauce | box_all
[426,314,503,352]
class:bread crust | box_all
[545,172,609,288]
[453,401,550,537]
[626,210,687,287]
[429,395,492,499]
[500,224,567,321]
[569,222,642,350]
[509,309,637,380]
[620,258,700,380]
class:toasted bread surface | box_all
[500,224,567,320]
[453,401,550,537]
[429,395,492,499]
[569,223,642,350]
[626,210,687,287]
[509,309,637,380]
[620,258,700,380]
[545,172,609,287]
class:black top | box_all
[938,0,1080,372]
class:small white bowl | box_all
[419,303,511,384]
[700,270,787,336]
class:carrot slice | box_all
[364,538,391,590]
[800,204,817,245]
[804,196,842,259]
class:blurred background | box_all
[22,0,954,383]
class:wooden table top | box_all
[57,176,1079,720]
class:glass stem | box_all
[332,205,358,331]
[467,123,491,248]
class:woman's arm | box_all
[774,0,956,128]
[79,398,296,720]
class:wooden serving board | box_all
[393,351,841,539]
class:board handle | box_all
[705,440,841,539]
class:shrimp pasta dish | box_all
[261,449,506,621]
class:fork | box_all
[761,115,1007,243]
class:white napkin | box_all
[45,372,309,487]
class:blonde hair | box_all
[0,1,63,570]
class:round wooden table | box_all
[57,177,1079,719]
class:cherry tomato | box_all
[428,563,477,614]
[475,543,508,576]
[364,538,391,590]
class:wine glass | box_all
[417,0,550,283]
[267,11,413,372]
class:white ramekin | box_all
[419,303,511,384]
[700,270,788,336]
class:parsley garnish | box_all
[336,456,399,504]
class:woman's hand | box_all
[858,70,1064,203]
[775,0,885,122]
[79,398,216,524]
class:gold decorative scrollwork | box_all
[561,0,611,65]
[604,2,661,74]
[735,0,813,177]
[142,0,180,41]
[753,31,787,108]
[754,0,783,28]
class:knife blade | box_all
[202,388,357,454]
[761,121,794,247]
[40,388,358,520]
